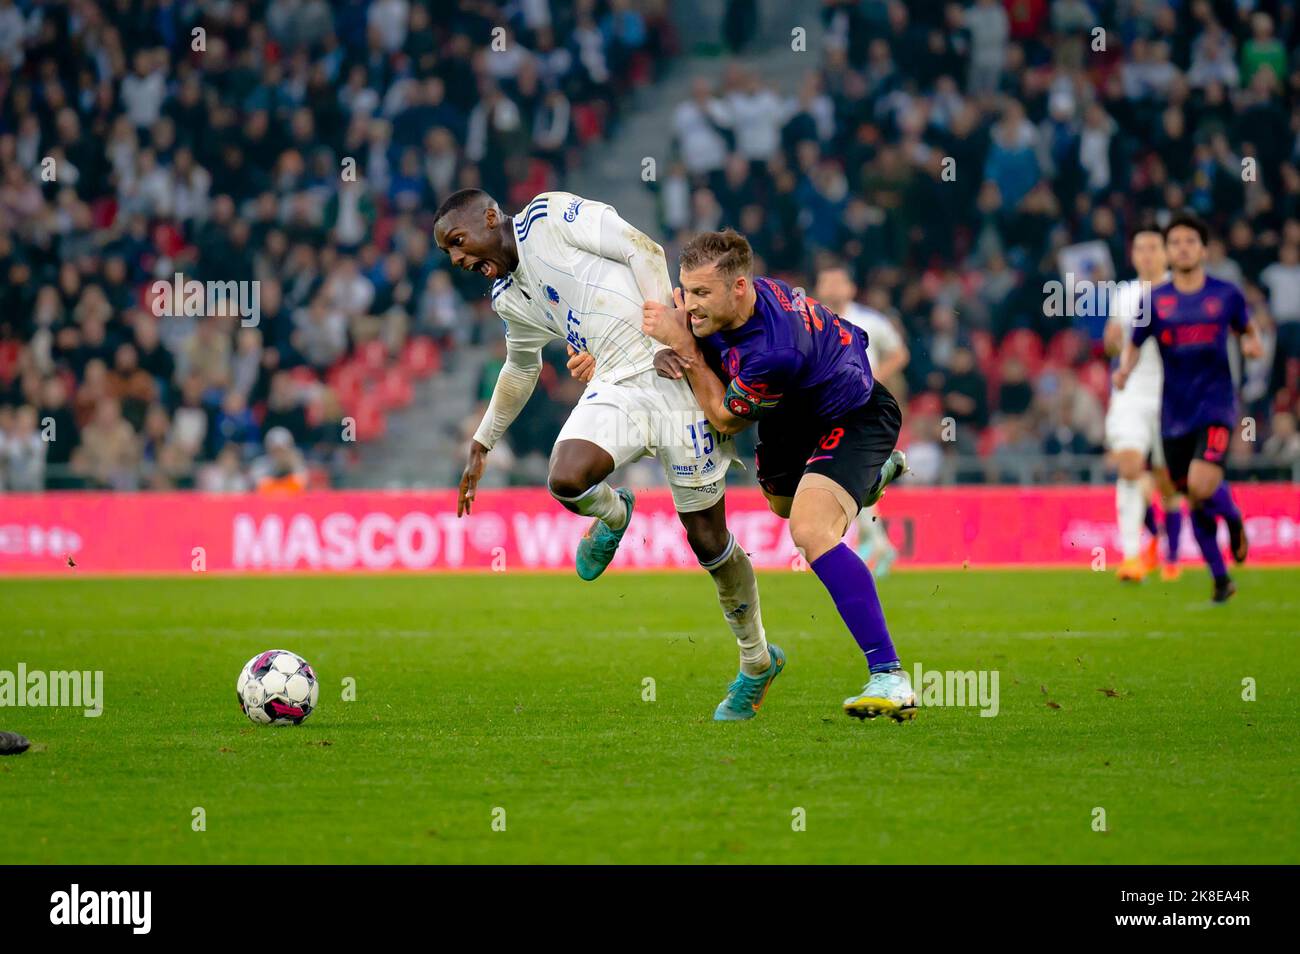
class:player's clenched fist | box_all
[641,288,691,352]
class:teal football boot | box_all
[714,644,786,721]
[574,488,634,581]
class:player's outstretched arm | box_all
[459,348,542,516]
[1112,339,1140,391]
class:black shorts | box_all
[754,382,903,510]
[1163,424,1232,489]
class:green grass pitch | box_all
[2,568,1297,864]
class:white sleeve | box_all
[550,196,673,306]
[472,351,541,451]
[472,301,551,451]
[870,315,903,356]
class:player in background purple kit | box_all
[641,230,914,721]
[1114,212,1263,602]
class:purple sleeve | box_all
[724,348,798,420]
[1226,285,1249,333]
[1131,313,1153,346]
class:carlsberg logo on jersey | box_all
[912,664,999,717]
[50,885,151,934]
[0,664,103,717]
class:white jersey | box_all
[473,191,736,506]
[488,191,663,384]
[1108,277,1164,402]
[838,303,904,373]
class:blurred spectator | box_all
[0,404,45,491]
[940,346,989,445]
[1262,412,1300,461]
[72,399,141,490]
[252,426,309,494]
[0,0,663,492]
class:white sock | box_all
[702,535,769,675]
[553,482,627,530]
[1116,477,1144,560]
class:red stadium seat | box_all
[378,367,414,410]
[372,214,396,252]
[977,423,1006,458]
[909,392,943,417]
[1046,329,1086,368]
[351,397,387,441]
[0,341,20,383]
[326,361,367,412]
[999,329,1044,376]
[357,340,388,375]
[1078,360,1111,404]
[572,103,604,144]
[401,338,441,378]
[289,366,319,388]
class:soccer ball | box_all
[237,650,319,726]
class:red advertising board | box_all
[2,485,1299,575]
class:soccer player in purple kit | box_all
[1114,212,1263,602]
[642,230,915,721]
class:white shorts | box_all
[555,369,737,513]
[1105,391,1164,467]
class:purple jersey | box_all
[703,276,874,421]
[1132,275,1248,437]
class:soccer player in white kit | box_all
[433,188,784,720]
[1104,225,1183,582]
[814,263,911,578]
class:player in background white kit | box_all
[434,189,786,720]
[1104,225,1184,582]
[814,263,911,578]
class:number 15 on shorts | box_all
[686,419,716,458]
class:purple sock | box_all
[1165,508,1183,562]
[1206,482,1241,524]
[810,543,899,671]
[1191,507,1227,581]
[1144,505,1159,537]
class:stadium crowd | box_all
[2,0,1300,492]
[0,0,671,490]
[647,0,1300,483]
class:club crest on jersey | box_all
[724,349,741,377]
[545,285,560,304]
[1204,297,1222,317]
[1155,295,1177,319]
[563,198,583,221]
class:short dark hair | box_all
[433,188,492,227]
[1164,210,1210,245]
[680,228,753,278]
[1128,219,1163,243]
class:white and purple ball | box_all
[237,650,319,726]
